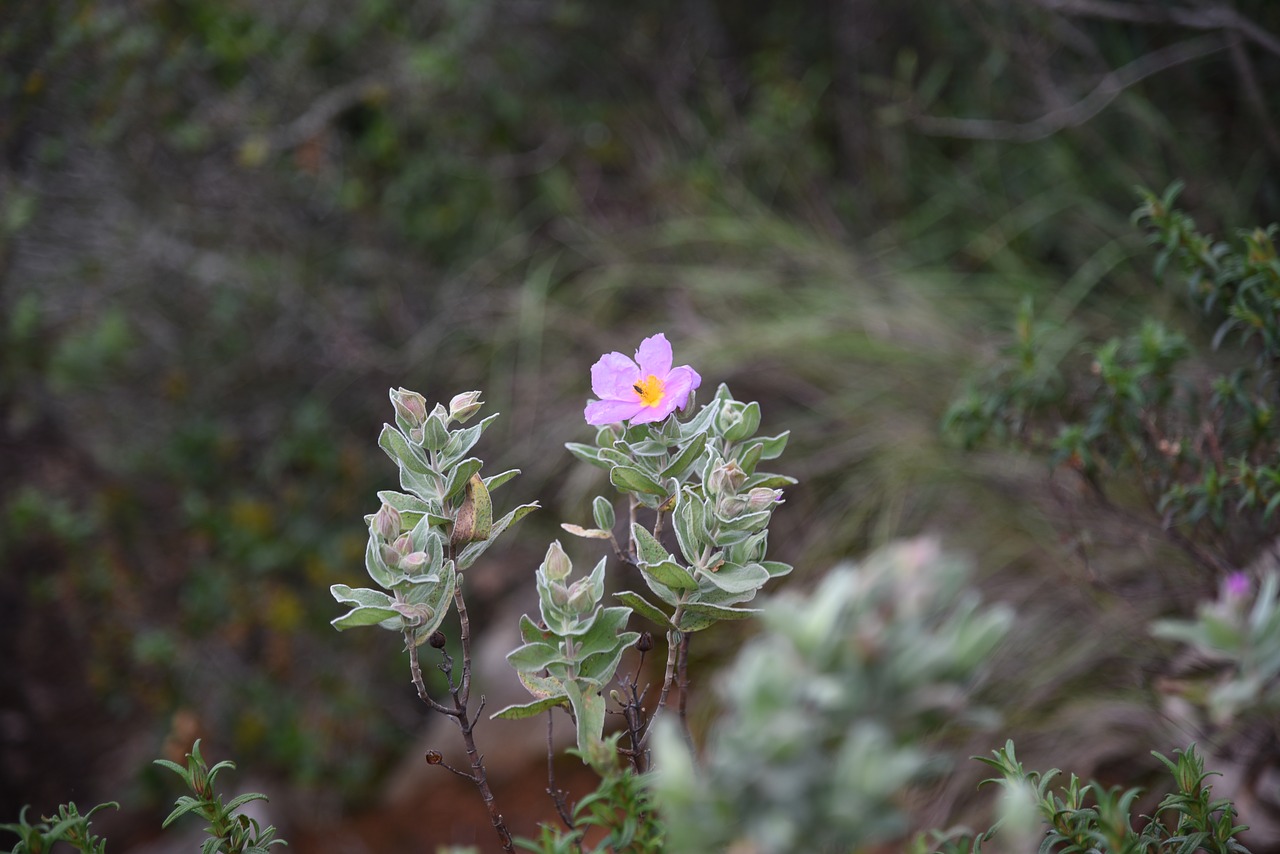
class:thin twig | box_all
[676,632,695,753]
[546,712,577,833]
[1035,0,1280,58]
[909,35,1227,142]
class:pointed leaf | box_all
[611,465,666,496]
[661,431,707,480]
[492,695,568,720]
[614,591,672,627]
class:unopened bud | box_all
[448,391,484,424]
[400,551,429,572]
[373,503,401,541]
[542,540,572,582]
[392,533,413,555]
[745,487,784,513]
[637,631,654,652]
[567,578,594,613]
[390,388,428,428]
[707,461,746,495]
[716,495,748,519]
[548,581,571,607]
[429,630,447,649]
[424,750,443,764]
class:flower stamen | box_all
[633,374,666,408]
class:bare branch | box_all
[1036,0,1280,58]
[909,34,1227,142]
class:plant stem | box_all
[676,631,694,751]
[639,603,684,758]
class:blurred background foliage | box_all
[3,0,1279,849]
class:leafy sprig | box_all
[153,740,285,854]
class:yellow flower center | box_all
[632,374,666,408]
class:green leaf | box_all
[441,413,498,468]
[378,424,433,474]
[444,457,483,500]
[566,442,609,469]
[492,695,568,720]
[592,495,616,530]
[331,605,402,630]
[457,502,539,569]
[679,601,758,631]
[611,465,666,496]
[678,399,722,440]
[614,591,671,627]
[661,431,707,480]
[632,523,672,565]
[699,562,770,594]
[483,468,520,492]
[756,430,790,460]
[507,640,566,672]
[564,681,608,765]
[224,792,269,812]
[737,441,764,475]
[330,584,402,629]
[723,401,760,441]
[161,796,203,829]
[742,473,798,490]
[642,559,698,591]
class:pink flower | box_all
[584,333,702,426]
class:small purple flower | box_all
[584,333,702,426]
[1224,571,1251,600]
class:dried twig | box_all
[909,34,1227,142]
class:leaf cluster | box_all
[0,802,117,854]
[945,188,1280,566]
[516,738,664,854]
[652,540,1012,853]
[494,542,640,767]
[565,384,794,634]
[1152,572,1280,725]
[153,740,285,854]
[329,388,538,647]
[920,741,1250,854]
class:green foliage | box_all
[0,802,117,854]
[945,187,1280,568]
[918,741,1250,854]
[565,383,793,634]
[651,540,1012,854]
[153,740,286,854]
[330,388,537,648]
[1152,572,1280,726]
[516,741,664,854]
[494,542,640,766]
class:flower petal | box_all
[662,365,701,411]
[629,402,674,424]
[634,333,673,379]
[585,398,644,426]
[591,352,641,399]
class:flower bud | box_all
[567,578,594,613]
[542,540,573,582]
[390,388,428,428]
[707,460,746,496]
[428,630,447,649]
[392,533,413,556]
[373,503,401,541]
[716,494,749,519]
[548,581,571,608]
[745,487,784,513]
[425,750,443,765]
[448,391,484,424]
[637,631,654,652]
[400,551,429,572]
